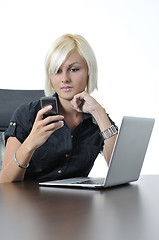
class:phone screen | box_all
[40,97,58,117]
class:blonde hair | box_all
[45,34,98,96]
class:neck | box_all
[58,96,81,118]
[58,96,83,132]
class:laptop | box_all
[39,116,155,189]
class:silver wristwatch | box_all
[100,125,118,140]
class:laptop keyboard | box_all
[72,178,105,185]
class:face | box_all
[50,49,88,101]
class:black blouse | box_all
[5,98,117,181]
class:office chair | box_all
[0,89,44,169]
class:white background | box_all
[0,0,158,176]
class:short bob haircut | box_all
[45,33,98,96]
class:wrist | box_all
[23,137,37,153]
[90,104,106,119]
[91,106,113,132]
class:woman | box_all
[0,34,118,183]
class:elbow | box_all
[0,171,24,183]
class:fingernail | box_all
[47,105,52,109]
[59,121,64,126]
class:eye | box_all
[56,69,62,74]
[70,68,79,72]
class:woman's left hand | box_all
[71,91,117,165]
[71,91,100,114]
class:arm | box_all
[71,91,117,165]
[0,106,64,183]
[89,106,117,165]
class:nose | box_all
[61,71,71,83]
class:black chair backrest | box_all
[0,89,44,132]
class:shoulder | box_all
[5,100,41,143]
[12,100,41,122]
[15,100,40,112]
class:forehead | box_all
[61,49,87,67]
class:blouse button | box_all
[10,122,16,126]
[65,153,69,158]
[71,135,73,138]
[58,170,62,174]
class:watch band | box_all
[100,125,118,140]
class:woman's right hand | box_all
[0,105,64,183]
[26,105,64,151]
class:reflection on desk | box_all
[0,175,159,240]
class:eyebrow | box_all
[68,62,82,67]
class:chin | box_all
[58,92,74,101]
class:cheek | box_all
[76,79,88,92]
[50,78,54,86]
[78,71,88,82]
[81,74,88,88]
[50,76,58,88]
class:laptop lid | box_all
[104,116,155,187]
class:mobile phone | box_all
[40,96,58,118]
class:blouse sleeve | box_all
[5,104,30,144]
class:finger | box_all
[36,105,53,120]
[71,97,85,112]
[73,91,88,102]
[71,97,82,109]
[45,120,64,132]
[43,115,64,125]
[71,100,78,110]
[71,104,82,112]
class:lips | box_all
[61,86,72,92]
